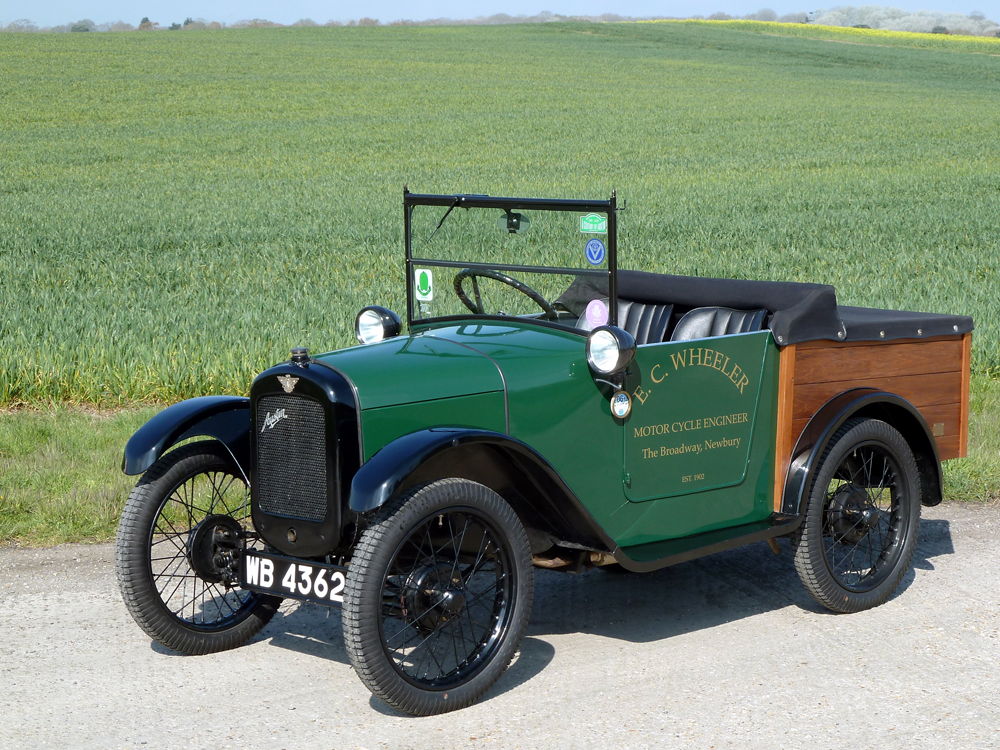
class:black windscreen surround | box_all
[256,394,328,522]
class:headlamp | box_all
[585,326,636,375]
[355,306,402,345]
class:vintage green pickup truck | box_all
[116,190,973,715]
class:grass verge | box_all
[1,378,997,547]
[942,376,1000,504]
[0,406,156,545]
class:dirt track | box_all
[2,503,999,749]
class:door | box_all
[622,331,771,518]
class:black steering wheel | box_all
[453,268,558,320]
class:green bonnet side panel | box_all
[359,392,506,461]
[428,323,641,540]
[316,335,504,410]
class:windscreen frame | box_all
[402,189,619,332]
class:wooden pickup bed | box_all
[773,332,972,509]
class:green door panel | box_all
[315,335,504,410]
[360,391,506,461]
[623,331,770,502]
[612,427,776,547]
[612,337,779,547]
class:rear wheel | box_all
[343,479,533,716]
[792,418,921,613]
[115,441,281,654]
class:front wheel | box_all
[115,441,281,654]
[792,418,921,613]
[343,479,534,716]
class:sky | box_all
[2,1,997,27]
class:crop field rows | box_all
[2,20,1000,407]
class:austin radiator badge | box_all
[277,375,299,394]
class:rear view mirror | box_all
[499,211,530,234]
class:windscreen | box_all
[407,202,612,329]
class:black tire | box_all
[343,479,534,716]
[792,418,921,613]
[115,441,281,654]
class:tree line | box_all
[3,7,999,37]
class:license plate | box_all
[240,551,348,608]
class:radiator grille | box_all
[255,394,329,521]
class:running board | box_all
[611,513,802,573]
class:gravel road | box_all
[2,502,998,750]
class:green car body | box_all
[319,321,778,552]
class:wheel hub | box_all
[439,588,466,614]
[403,563,467,632]
[828,484,878,545]
[187,514,243,584]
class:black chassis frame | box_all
[403,187,620,330]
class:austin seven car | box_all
[116,190,973,715]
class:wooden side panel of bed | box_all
[773,332,971,511]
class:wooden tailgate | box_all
[773,332,971,511]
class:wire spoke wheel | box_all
[343,479,533,716]
[793,418,921,613]
[821,442,906,591]
[379,509,513,688]
[116,441,281,654]
[149,466,254,628]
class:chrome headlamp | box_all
[355,306,402,345]
[585,326,636,375]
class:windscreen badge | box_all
[580,213,607,234]
[585,238,606,266]
[415,269,434,302]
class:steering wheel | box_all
[453,268,558,320]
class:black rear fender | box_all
[121,396,250,478]
[782,389,943,517]
[349,429,615,552]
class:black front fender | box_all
[122,396,250,477]
[350,429,521,514]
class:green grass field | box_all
[3,20,1000,405]
[2,21,999,543]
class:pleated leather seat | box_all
[669,306,767,342]
[577,299,674,345]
